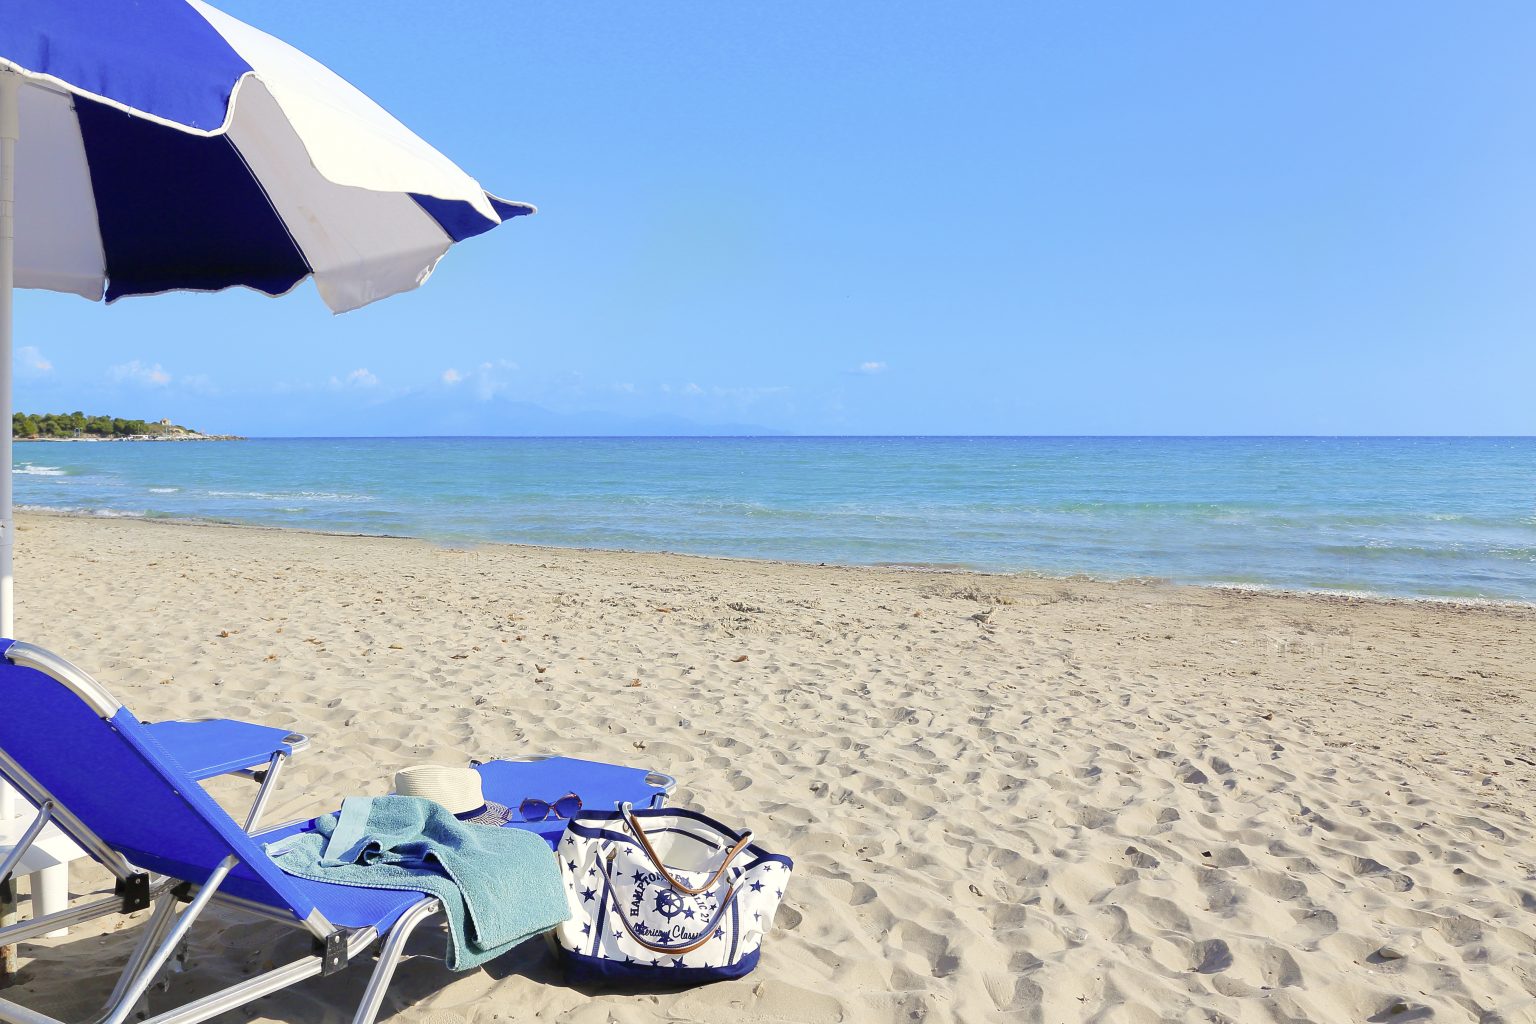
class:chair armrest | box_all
[141,719,308,781]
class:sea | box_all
[12,436,1536,603]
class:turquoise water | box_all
[12,437,1536,602]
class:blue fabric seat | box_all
[282,874,429,932]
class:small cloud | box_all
[17,346,52,375]
[330,368,379,389]
[180,373,216,396]
[614,382,636,394]
[709,384,789,399]
[440,358,518,401]
[856,361,886,375]
[112,360,172,387]
[476,362,516,400]
[659,381,788,405]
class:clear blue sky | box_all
[15,2,1536,435]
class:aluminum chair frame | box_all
[0,642,447,1024]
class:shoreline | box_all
[15,506,1535,611]
[14,435,244,442]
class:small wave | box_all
[13,464,66,477]
[148,487,180,494]
[17,504,144,518]
[1317,543,1536,562]
[205,490,375,503]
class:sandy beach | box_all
[3,511,1534,1024]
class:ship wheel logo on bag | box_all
[629,870,720,941]
[652,889,686,920]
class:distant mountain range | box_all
[245,393,788,438]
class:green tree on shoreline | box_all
[11,412,196,439]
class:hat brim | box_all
[455,801,517,827]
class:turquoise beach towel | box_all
[265,795,569,971]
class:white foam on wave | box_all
[148,487,180,494]
[1209,580,1533,608]
[13,464,66,476]
[17,504,144,518]
[206,490,374,503]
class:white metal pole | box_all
[0,70,18,833]
[0,69,16,646]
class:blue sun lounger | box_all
[0,641,673,1024]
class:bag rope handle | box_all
[594,853,742,956]
[617,802,754,896]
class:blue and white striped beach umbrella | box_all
[0,0,535,634]
[0,0,532,313]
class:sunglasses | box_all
[519,793,582,822]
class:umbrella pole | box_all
[0,69,15,643]
[0,69,14,987]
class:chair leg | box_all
[0,876,14,988]
[129,927,382,1024]
[242,753,286,833]
[0,902,442,1024]
[28,869,69,939]
[93,894,180,1024]
[99,857,237,1024]
[350,899,442,1024]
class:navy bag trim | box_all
[562,947,761,986]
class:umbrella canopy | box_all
[1,0,532,313]
[0,0,535,635]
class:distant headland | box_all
[12,412,243,441]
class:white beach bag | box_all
[552,803,793,984]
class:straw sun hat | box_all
[392,765,516,826]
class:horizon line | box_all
[23,433,1528,442]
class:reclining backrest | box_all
[0,640,317,920]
